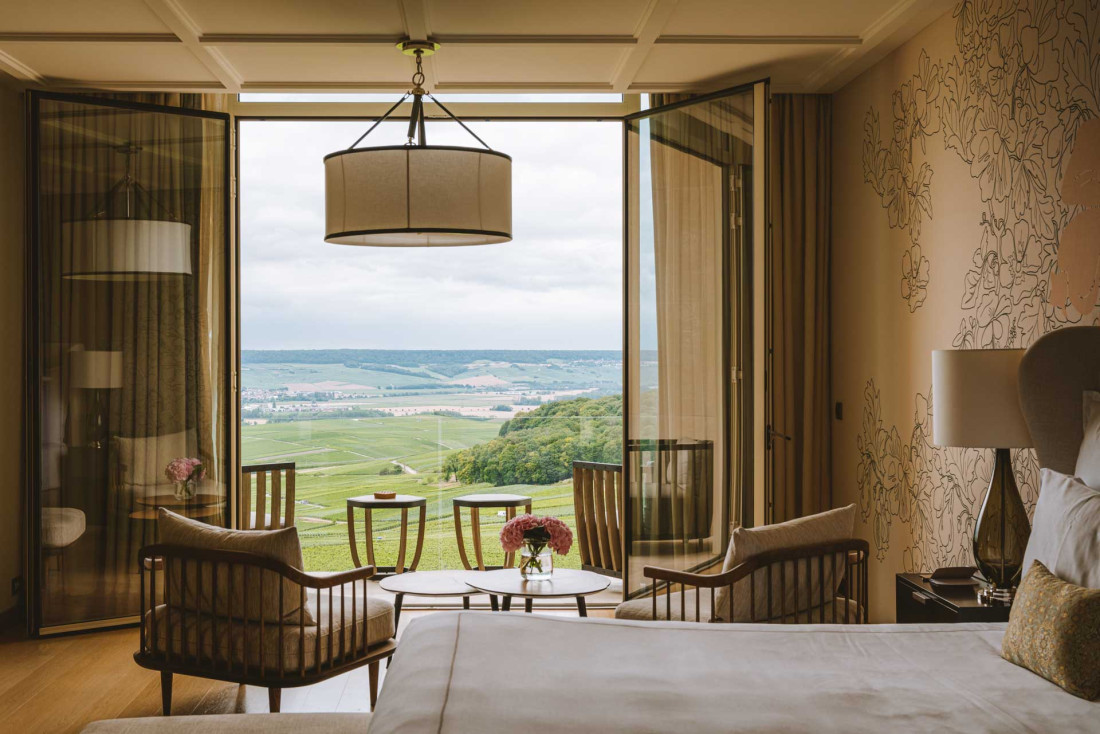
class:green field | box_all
[241,414,583,572]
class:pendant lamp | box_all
[324,41,512,246]
[62,144,192,280]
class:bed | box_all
[367,327,1100,733]
[369,613,1096,733]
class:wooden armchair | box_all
[616,538,869,624]
[135,544,397,715]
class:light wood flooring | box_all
[0,606,614,733]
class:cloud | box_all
[240,119,622,350]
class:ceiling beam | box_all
[142,0,242,91]
[655,35,860,45]
[610,0,679,93]
[0,48,44,84]
[0,33,180,43]
[399,0,437,90]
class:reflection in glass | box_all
[33,96,228,631]
[626,89,757,596]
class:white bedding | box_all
[369,612,1098,733]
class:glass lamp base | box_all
[977,586,1014,606]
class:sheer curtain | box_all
[768,94,832,521]
[34,94,228,630]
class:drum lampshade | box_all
[324,145,512,246]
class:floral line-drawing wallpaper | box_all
[855,0,1100,570]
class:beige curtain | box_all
[768,94,832,521]
[36,93,229,626]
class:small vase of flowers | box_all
[165,457,205,501]
[500,514,573,580]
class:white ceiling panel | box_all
[178,0,407,36]
[0,42,219,82]
[634,43,840,87]
[427,0,650,36]
[0,0,172,34]
[437,45,629,85]
[216,44,411,84]
[662,0,892,37]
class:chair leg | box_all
[160,672,172,716]
[268,687,282,713]
[369,661,380,710]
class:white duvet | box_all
[368,612,1098,733]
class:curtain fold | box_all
[768,94,832,522]
[34,92,229,627]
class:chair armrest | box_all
[297,566,377,588]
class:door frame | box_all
[620,80,769,598]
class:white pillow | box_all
[113,429,197,487]
[1074,390,1100,489]
[1021,469,1100,588]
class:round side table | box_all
[132,492,226,521]
[452,493,532,570]
[466,568,610,617]
[346,494,427,576]
[379,570,494,630]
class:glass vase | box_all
[174,479,197,501]
[520,543,553,580]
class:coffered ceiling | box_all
[0,0,952,94]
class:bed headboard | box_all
[1018,326,1100,473]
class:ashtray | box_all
[374,491,396,500]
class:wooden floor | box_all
[0,606,614,733]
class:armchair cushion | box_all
[158,509,315,625]
[716,504,856,622]
[145,593,394,672]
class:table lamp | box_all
[71,350,123,448]
[932,349,1032,603]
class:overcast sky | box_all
[239,118,622,351]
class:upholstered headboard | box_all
[1018,326,1100,473]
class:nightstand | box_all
[895,573,1011,623]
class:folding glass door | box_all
[28,93,231,633]
[623,84,766,597]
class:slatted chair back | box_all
[135,543,395,713]
[572,461,623,576]
[240,462,296,530]
[643,538,870,624]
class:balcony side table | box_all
[452,493,532,570]
[347,494,427,577]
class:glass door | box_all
[623,83,766,597]
[28,93,231,633]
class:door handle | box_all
[765,425,792,450]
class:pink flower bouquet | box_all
[501,514,573,578]
[165,457,205,499]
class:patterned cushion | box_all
[1001,561,1100,700]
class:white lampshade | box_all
[932,349,1033,448]
[324,145,512,246]
[71,350,123,389]
[61,219,193,279]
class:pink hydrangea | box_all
[499,513,574,556]
[165,457,205,484]
[500,513,541,552]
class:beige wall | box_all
[832,1,1100,620]
[0,81,25,616]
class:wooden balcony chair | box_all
[616,506,869,624]
[135,509,396,714]
[572,461,623,577]
[240,462,296,530]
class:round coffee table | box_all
[466,568,610,617]
[379,570,494,630]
